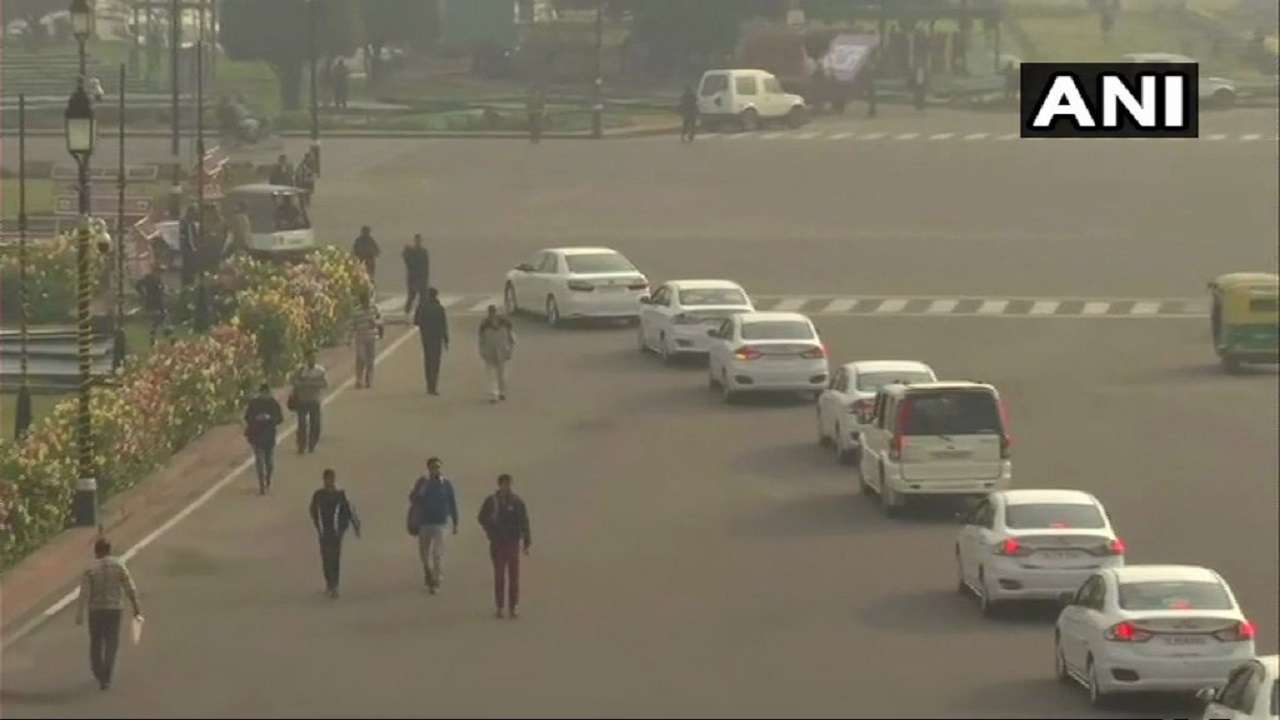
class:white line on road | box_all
[1029,301,1060,315]
[1206,134,1227,141]
[977,300,1009,314]
[997,133,1018,140]
[761,132,788,140]
[829,132,853,140]
[820,298,858,313]
[875,299,909,313]
[727,132,751,140]
[1082,302,1111,315]
[468,297,501,313]
[771,298,808,312]
[437,294,463,308]
[794,131,820,139]
[895,133,919,140]
[926,299,959,313]
[1130,301,1161,315]
[859,132,886,140]
[1,325,425,652]
[964,133,989,140]
[1240,134,1262,141]
[930,133,955,140]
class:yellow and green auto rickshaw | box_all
[1208,272,1279,372]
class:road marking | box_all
[875,298,910,313]
[1082,301,1110,315]
[794,131,820,139]
[829,132,854,140]
[1,325,424,652]
[997,133,1018,140]
[895,133,919,140]
[727,132,751,140]
[1206,133,1227,141]
[761,132,787,140]
[1240,133,1262,141]
[926,299,959,313]
[859,132,886,140]
[964,133,989,140]
[468,296,501,313]
[1029,301,1060,315]
[1130,301,1161,315]
[438,294,463,308]
[977,300,1009,314]
[820,298,858,313]
[771,298,808,312]
[930,133,955,140]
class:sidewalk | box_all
[0,325,412,647]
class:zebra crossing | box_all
[378,293,1210,319]
[693,129,1278,144]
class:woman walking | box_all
[478,305,516,403]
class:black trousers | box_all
[296,401,321,452]
[404,278,429,314]
[682,115,698,140]
[88,609,122,686]
[421,339,443,393]
[319,533,343,590]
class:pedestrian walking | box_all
[289,351,328,454]
[269,154,294,186]
[1003,61,1018,102]
[75,538,143,690]
[179,203,199,287]
[226,201,252,258]
[309,468,361,598]
[294,152,316,207]
[402,234,430,316]
[527,88,545,144]
[412,288,449,396]
[478,474,531,619]
[243,383,284,494]
[478,305,516,403]
[351,293,383,390]
[406,457,458,594]
[352,225,380,282]
[678,84,699,142]
[333,58,351,110]
[134,267,167,345]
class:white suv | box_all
[857,381,1012,515]
[697,69,809,132]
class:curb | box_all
[0,126,683,141]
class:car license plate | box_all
[1163,635,1208,646]
[1038,550,1079,560]
[932,450,972,459]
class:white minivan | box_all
[857,381,1012,515]
[697,69,809,132]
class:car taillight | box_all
[1104,622,1153,642]
[1213,620,1256,642]
[1000,434,1012,460]
[889,400,911,460]
[1106,538,1126,555]
[995,538,1031,556]
[734,346,762,361]
[568,280,594,292]
[800,345,827,359]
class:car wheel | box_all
[1054,636,1072,685]
[786,106,808,128]
[545,296,561,327]
[880,468,900,517]
[720,371,736,404]
[817,408,831,447]
[1087,658,1109,708]
[956,548,968,594]
[504,283,520,315]
[740,108,759,132]
[1222,355,1242,373]
[1212,88,1236,108]
[978,569,998,617]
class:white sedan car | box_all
[1055,565,1257,708]
[638,280,753,362]
[956,489,1124,616]
[817,360,936,465]
[503,247,649,327]
[1200,655,1278,720]
[707,312,829,402]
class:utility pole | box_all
[309,0,321,174]
[169,0,182,220]
[114,63,128,371]
[591,0,603,139]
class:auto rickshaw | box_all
[221,184,317,259]
[1208,272,1279,372]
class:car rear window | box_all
[856,371,934,392]
[565,253,635,274]
[900,391,1002,436]
[1117,581,1233,611]
[1005,503,1105,529]
[740,321,813,340]
[679,288,748,306]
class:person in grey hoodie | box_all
[477,305,516,403]
[290,351,329,454]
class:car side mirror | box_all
[638,296,652,305]
[706,329,718,338]
[1195,687,1217,704]
[515,263,533,272]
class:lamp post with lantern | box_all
[65,80,99,529]
[71,0,92,77]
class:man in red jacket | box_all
[477,474,532,619]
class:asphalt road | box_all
[1,107,1276,718]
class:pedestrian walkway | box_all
[378,294,1210,319]
[689,129,1279,144]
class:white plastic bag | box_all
[130,615,145,646]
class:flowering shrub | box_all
[0,326,260,568]
[0,221,109,323]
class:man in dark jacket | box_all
[402,234,430,316]
[407,457,458,593]
[478,474,531,619]
[352,225,380,281]
[244,383,284,494]
[179,203,200,287]
[679,84,699,142]
[412,288,449,395]
[135,268,167,345]
[309,468,360,598]
[269,154,293,186]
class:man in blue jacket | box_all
[408,457,458,594]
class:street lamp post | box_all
[71,0,92,78]
[170,0,183,220]
[196,5,205,268]
[15,95,33,441]
[308,0,321,175]
[65,81,99,530]
[591,1,604,139]
[114,63,128,372]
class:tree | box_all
[220,0,363,110]
[358,0,438,87]
[621,0,779,76]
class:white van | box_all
[857,381,1012,516]
[697,69,809,132]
